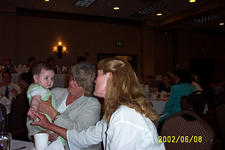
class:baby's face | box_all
[36,68,55,89]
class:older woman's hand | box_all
[49,133,59,142]
[30,109,51,130]
[38,96,58,121]
[42,130,58,142]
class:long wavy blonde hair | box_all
[97,58,159,123]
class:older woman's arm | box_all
[54,98,101,131]
[31,109,103,149]
[31,110,67,139]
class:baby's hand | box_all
[27,108,38,120]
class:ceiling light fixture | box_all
[53,41,68,59]
[113,7,120,10]
[189,0,196,3]
[44,0,50,2]
[219,22,224,26]
[156,13,163,16]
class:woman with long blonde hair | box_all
[31,58,165,150]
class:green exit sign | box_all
[115,41,124,48]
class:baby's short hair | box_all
[33,63,55,75]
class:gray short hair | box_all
[71,63,96,96]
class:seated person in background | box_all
[26,56,37,76]
[1,56,16,73]
[158,72,171,93]
[191,74,203,92]
[8,72,32,141]
[161,70,196,121]
[47,57,58,74]
[76,56,87,64]
[30,58,165,150]
[145,75,154,87]
[27,63,101,150]
[0,71,21,100]
[136,72,150,100]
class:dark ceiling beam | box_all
[16,8,142,26]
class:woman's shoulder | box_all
[110,105,156,131]
[82,96,101,106]
[112,106,148,123]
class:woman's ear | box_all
[106,72,112,78]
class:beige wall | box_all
[1,12,142,68]
[0,13,17,61]
[1,11,225,77]
[142,27,156,76]
[17,16,142,65]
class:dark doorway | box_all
[189,58,216,89]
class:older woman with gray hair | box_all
[27,63,102,150]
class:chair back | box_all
[216,104,225,143]
[160,111,214,150]
[181,90,206,116]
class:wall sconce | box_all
[53,41,67,58]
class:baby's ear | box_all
[33,74,38,83]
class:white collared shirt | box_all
[68,105,165,150]
[0,82,21,100]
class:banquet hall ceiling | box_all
[1,0,225,32]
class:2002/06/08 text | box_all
[159,136,202,143]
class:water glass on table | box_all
[0,132,12,150]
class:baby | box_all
[27,63,56,129]
[27,63,65,149]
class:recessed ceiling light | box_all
[156,13,163,16]
[219,22,224,26]
[189,0,196,3]
[113,7,120,10]
[44,0,50,2]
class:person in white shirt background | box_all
[0,71,21,101]
[30,57,165,150]
[0,71,21,118]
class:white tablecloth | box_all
[12,139,34,150]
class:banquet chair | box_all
[216,104,225,144]
[160,111,214,150]
[180,90,206,116]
